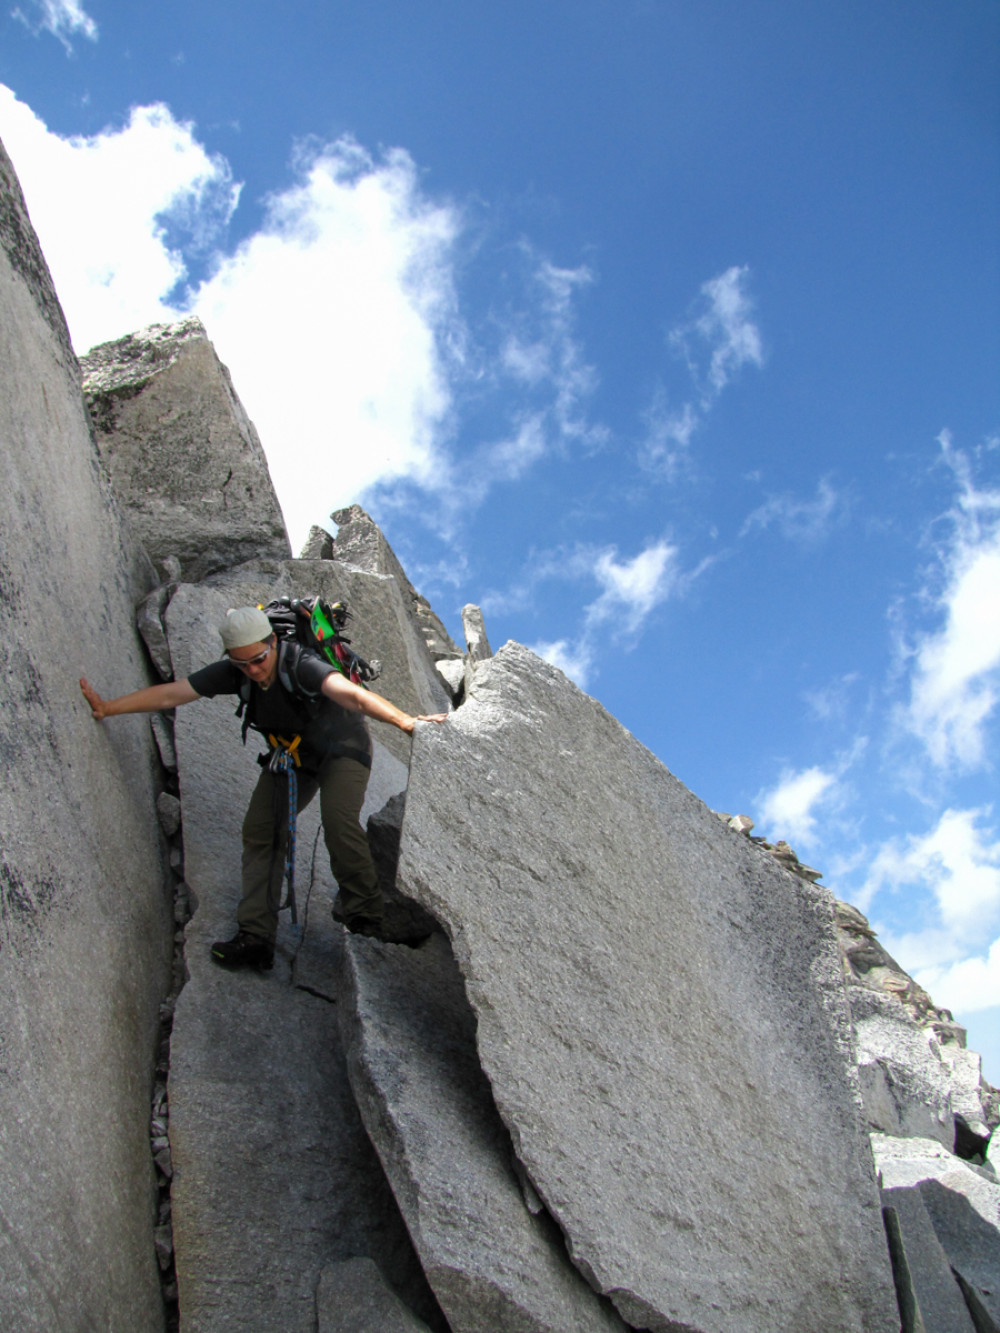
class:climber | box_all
[79,605,448,971]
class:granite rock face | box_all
[81,318,291,581]
[339,933,627,1333]
[0,136,172,1331]
[332,504,462,666]
[397,643,899,1333]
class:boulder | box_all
[81,318,291,581]
[396,642,898,1333]
[338,932,626,1332]
[0,136,172,1331]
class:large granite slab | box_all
[0,136,172,1331]
[396,642,899,1333]
[339,932,627,1332]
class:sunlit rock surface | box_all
[81,318,291,581]
[397,643,899,1333]
[339,932,627,1332]
[0,136,172,1332]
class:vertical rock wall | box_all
[0,139,173,1331]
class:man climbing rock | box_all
[80,605,448,970]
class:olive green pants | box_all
[237,756,381,943]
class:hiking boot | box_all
[210,930,274,971]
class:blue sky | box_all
[2,0,999,1082]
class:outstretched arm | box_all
[80,677,200,722]
[320,672,448,734]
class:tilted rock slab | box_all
[164,574,444,1332]
[0,138,172,1330]
[339,932,627,1333]
[81,318,291,581]
[397,643,899,1333]
[875,1134,1000,1331]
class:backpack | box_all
[236,596,381,744]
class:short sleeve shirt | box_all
[188,644,372,771]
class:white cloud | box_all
[741,476,843,544]
[586,540,680,635]
[866,806,1000,1014]
[916,941,1000,1016]
[531,637,594,689]
[865,807,1000,942]
[0,87,238,349]
[191,136,459,543]
[642,265,763,472]
[903,434,1000,769]
[757,766,838,847]
[694,264,764,396]
[0,89,462,546]
[12,0,96,50]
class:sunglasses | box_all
[227,641,274,670]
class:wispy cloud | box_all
[901,433,1000,770]
[740,476,845,545]
[12,0,97,51]
[528,538,682,688]
[641,264,763,473]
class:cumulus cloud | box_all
[866,806,1000,1013]
[757,766,839,847]
[903,434,1000,769]
[12,0,96,50]
[191,136,459,542]
[741,476,844,544]
[642,264,763,472]
[0,87,239,349]
[0,88,465,545]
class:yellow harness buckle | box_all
[267,733,302,767]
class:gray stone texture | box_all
[81,317,292,581]
[397,642,899,1333]
[163,571,449,1331]
[316,1258,433,1332]
[882,1186,977,1333]
[339,932,627,1333]
[138,580,177,680]
[331,503,462,665]
[0,137,172,1331]
[461,602,492,661]
[362,793,442,944]
[874,1136,1000,1333]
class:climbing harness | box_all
[267,733,301,925]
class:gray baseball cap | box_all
[219,606,273,651]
